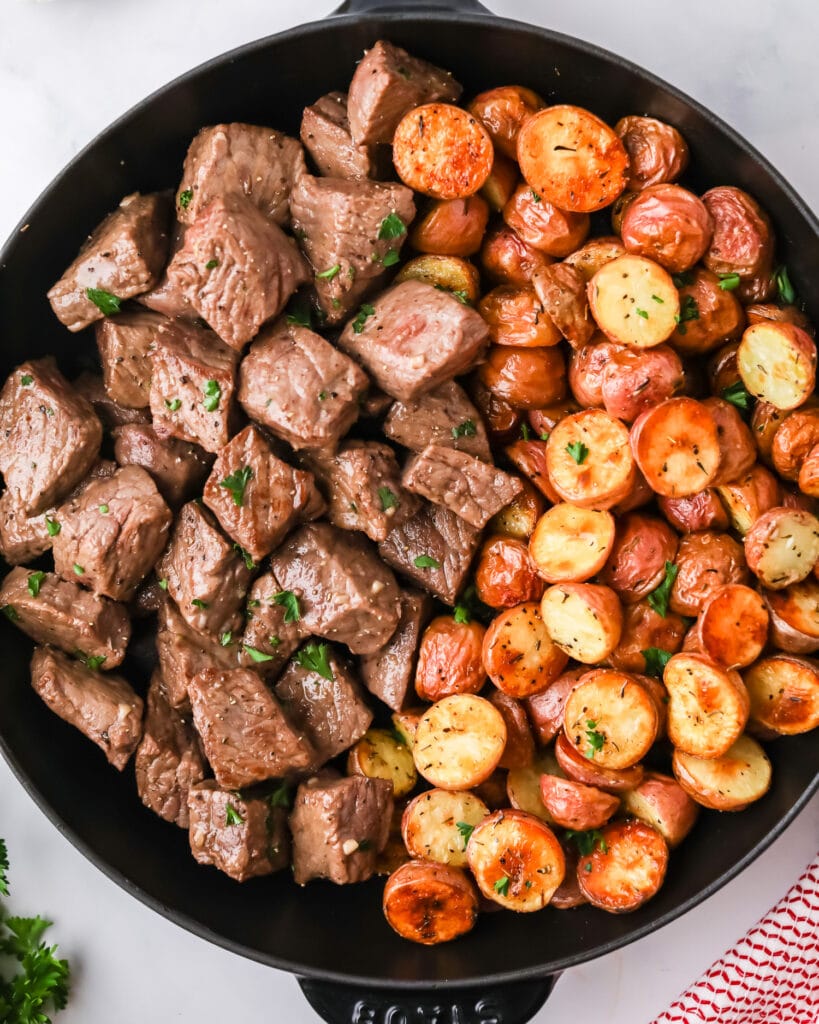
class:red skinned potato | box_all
[480,153,519,212]
[576,819,668,913]
[564,236,627,282]
[620,772,699,848]
[630,397,721,498]
[664,653,750,758]
[600,345,684,423]
[409,196,490,256]
[670,268,746,356]
[669,530,749,616]
[489,689,536,770]
[620,183,713,273]
[475,534,545,609]
[615,115,689,192]
[672,735,771,812]
[541,583,623,665]
[610,191,638,235]
[599,513,679,604]
[551,841,588,909]
[479,285,562,347]
[608,599,687,675]
[524,669,584,745]
[704,396,757,486]
[715,464,781,536]
[479,345,566,410]
[763,579,819,654]
[546,410,635,511]
[588,255,680,348]
[468,85,544,159]
[707,341,742,396]
[539,775,619,831]
[611,468,655,515]
[563,668,658,769]
[480,224,552,286]
[414,615,486,702]
[744,507,819,590]
[697,584,769,669]
[532,263,596,349]
[771,407,819,481]
[529,503,616,585]
[483,601,569,699]
[735,266,777,305]
[528,399,582,438]
[751,401,790,465]
[554,731,644,793]
[632,672,669,739]
[746,302,815,335]
[488,476,546,540]
[395,255,481,306]
[738,322,817,411]
[383,860,479,945]
[568,339,623,408]
[658,489,730,533]
[744,655,819,735]
[469,378,523,446]
[504,439,561,502]
[799,445,819,498]
[503,183,590,257]
[702,186,774,280]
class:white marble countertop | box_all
[1,1,817,1021]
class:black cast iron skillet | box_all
[1,0,818,1020]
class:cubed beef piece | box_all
[139,223,196,320]
[308,441,419,543]
[31,646,143,770]
[269,523,401,655]
[130,576,163,619]
[238,321,368,452]
[165,194,310,351]
[290,775,393,885]
[239,571,308,678]
[403,445,523,529]
[188,780,290,882]
[0,567,130,668]
[347,39,462,146]
[202,425,323,561]
[73,372,151,428]
[384,380,491,461]
[0,490,53,565]
[47,192,171,332]
[157,502,252,638]
[378,502,480,605]
[300,92,384,181]
[149,320,238,454]
[112,423,213,509]
[290,174,415,324]
[189,667,315,788]
[359,589,431,712]
[0,358,103,515]
[274,646,372,767]
[177,123,306,227]
[360,386,393,419]
[337,281,489,402]
[135,672,206,828]
[156,595,238,709]
[96,308,167,409]
[52,466,172,602]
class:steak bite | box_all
[0,358,103,515]
[95,308,166,409]
[156,595,238,709]
[290,774,393,885]
[135,672,206,828]
[0,490,54,565]
[73,372,151,429]
[31,646,143,770]
[47,192,171,332]
[188,780,290,882]
[378,502,480,605]
[300,92,383,181]
[0,567,130,668]
[269,522,401,655]
[52,466,173,602]
[165,194,310,351]
[274,646,373,767]
[347,39,462,146]
[112,423,214,508]
[383,380,491,461]
[238,321,368,452]
[239,571,309,678]
[359,588,431,712]
[403,444,524,529]
[149,320,238,454]
[188,666,315,789]
[177,123,306,227]
[157,501,252,638]
[202,425,323,561]
[290,174,415,324]
[337,280,490,402]
[139,222,196,320]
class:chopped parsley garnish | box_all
[450,289,470,305]
[774,264,796,305]
[378,212,407,240]
[453,605,470,625]
[352,303,376,334]
[178,188,193,209]
[285,296,313,328]
[451,419,477,440]
[566,441,589,464]
[530,189,542,203]
[672,271,694,288]
[2,605,19,622]
[0,839,7,897]
[268,635,281,647]
[520,422,531,441]
[381,249,400,268]
[27,571,46,598]
[98,504,109,514]
[205,258,219,270]
[718,273,741,291]
[20,374,33,387]
[318,390,328,401]
[455,821,475,848]
[493,876,510,896]
[202,379,221,413]
[642,647,672,679]
[268,781,291,809]
[233,544,256,570]
[225,803,244,826]
[220,465,253,507]
[414,554,441,569]
[647,561,679,618]
[272,590,300,623]
[651,294,665,304]
[243,645,275,663]
[584,720,606,759]
[44,515,61,537]
[295,642,334,681]
[158,578,169,591]
[636,308,649,319]
[378,487,399,511]
[722,380,752,412]
[72,564,84,576]
[674,295,700,335]
[565,829,608,856]
[164,398,181,412]
[316,263,341,280]
[540,431,550,442]
[85,287,121,316]
[219,631,233,647]
[191,598,209,609]
[79,653,107,671]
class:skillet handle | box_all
[298,975,556,1023]
[334,0,492,14]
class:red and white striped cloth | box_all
[652,853,819,1024]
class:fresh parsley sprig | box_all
[647,561,679,618]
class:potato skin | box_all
[569,340,624,407]
[576,819,669,913]
[615,115,689,192]
[600,345,684,423]
[524,669,584,744]
[564,236,627,281]
[504,439,561,502]
[480,224,552,287]
[415,616,486,702]
[532,263,597,349]
[744,507,819,589]
[698,584,769,669]
[746,302,815,335]
[503,183,590,257]
[540,775,619,830]
[475,534,545,609]
[479,344,567,410]
[383,860,479,945]
[468,85,544,159]
[490,689,536,770]
[705,396,757,487]
[672,735,772,811]
[670,268,746,356]
[620,772,699,848]
[409,196,490,257]
[702,186,774,279]
[669,530,748,616]
[554,732,644,792]
[396,254,481,305]
[707,341,742,396]
[599,512,679,603]
[468,378,523,445]
[715,464,782,535]
[744,654,819,734]
[771,407,819,481]
[658,489,729,533]
[608,599,688,675]
[488,476,546,540]
[479,285,562,348]
[483,601,569,698]
[751,400,789,466]
[480,153,519,211]
[621,183,713,273]
[541,582,624,664]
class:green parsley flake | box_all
[455,821,475,848]
[584,720,606,759]
[378,212,406,240]
[99,504,109,514]
[378,487,399,511]
[493,876,510,896]
[520,422,531,441]
[642,647,672,679]
[722,380,752,412]
[225,803,244,826]
[565,829,608,856]
[382,250,400,268]
[272,590,301,623]
[1,604,19,622]
[268,781,291,808]
[647,560,679,618]
[205,258,219,270]
[414,554,441,569]
[44,515,61,537]
[636,308,649,319]
[453,605,470,624]
[82,653,107,671]
[233,544,256,570]
[295,642,334,681]
[316,263,341,280]
[73,564,84,576]
[165,398,181,412]
[27,571,46,597]
[20,374,33,387]
[451,419,477,440]
[651,294,665,304]
[220,465,253,507]
[86,287,121,316]
[202,379,221,413]
[179,189,193,209]
[530,189,542,203]
[191,598,209,609]
[352,303,376,334]
[158,578,169,591]
[566,441,589,464]
[674,295,700,335]
[244,645,275,663]
[718,273,741,291]
[219,631,233,647]
[774,264,796,305]
[286,297,312,328]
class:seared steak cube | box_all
[112,423,213,508]
[347,39,461,146]
[139,222,196,320]
[52,466,172,602]
[0,567,130,668]
[177,123,306,227]
[96,308,166,408]
[359,589,431,712]
[203,425,323,561]
[189,667,315,788]
[239,571,308,678]
[156,595,238,709]
[73,371,151,429]
[269,523,401,655]
[135,672,206,828]
[300,92,383,181]
[157,501,252,638]
[274,646,372,767]
[378,502,480,605]
[0,490,53,565]
[238,321,368,452]
[383,380,491,461]
[309,441,419,543]
[149,320,238,454]
[0,358,103,514]
[31,646,143,770]
[290,775,393,885]
[290,174,415,324]
[188,780,290,882]
[337,281,489,402]
[47,192,171,332]
[165,194,310,351]
[403,445,523,529]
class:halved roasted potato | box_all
[401,788,489,868]
[744,506,819,589]
[528,503,616,584]
[383,860,479,945]
[715,464,782,535]
[576,819,669,913]
[546,409,635,510]
[737,322,817,411]
[413,695,507,790]
[630,398,721,498]
[524,669,584,745]
[763,579,819,654]
[396,254,481,304]
[483,601,568,698]
[743,655,819,735]
[672,734,772,811]
[539,774,619,830]
[588,254,679,347]
[696,584,769,669]
[619,772,699,848]
[554,732,644,793]
[663,653,750,759]
[541,583,623,664]
[348,728,418,798]
[506,749,562,823]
